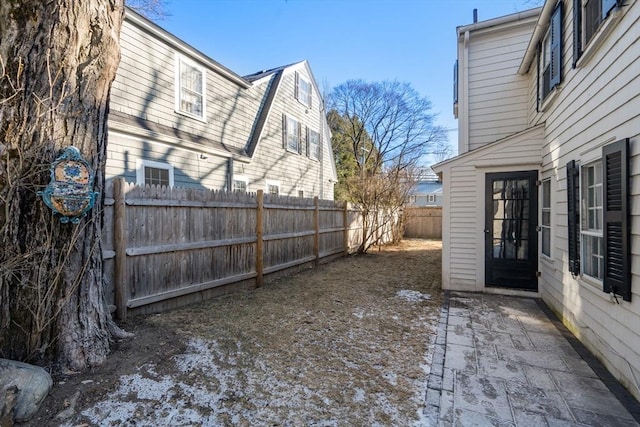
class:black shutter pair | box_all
[566,139,631,301]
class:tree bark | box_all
[0,0,125,370]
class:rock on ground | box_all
[0,359,53,423]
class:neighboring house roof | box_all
[413,181,443,195]
[432,124,544,173]
[125,8,251,89]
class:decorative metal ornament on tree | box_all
[37,147,99,224]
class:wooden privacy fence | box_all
[403,206,442,239]
[102,179,388,320]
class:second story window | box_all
[295,72,312,108]
[574,0,621,64]
[284,115,301,153]
[308,129,319,160]
[540,2,563,101]
[176,56,206,120]
[584,0,618,44]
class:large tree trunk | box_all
[0,0,125,370]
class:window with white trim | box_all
[574,0,621,64]
[295,72,312,107]
[284,115,301,153]
[308,129,319,160]
[136,159,174,187]
[427,194,436,204]
[233,176,249,192]
[298,189,304,198]
[175,56,205,120]
[584,0,618,45]
[581,160,603,280]
[266,180,280,195]
[541,179,551,257]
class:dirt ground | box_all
[23,239,443,427]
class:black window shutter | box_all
[573,0,582,68]
[550,2,563,88]
[603,139,631,301]
[282,114,287,149]
[566,160,580,276]
[453,60,458,104]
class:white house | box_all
[434,0,640,400]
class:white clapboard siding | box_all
[464,19,538,151]
[532,0,640,400]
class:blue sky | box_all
[161,0,542,160]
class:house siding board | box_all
[465,23,536,152]
[106,134,228,189]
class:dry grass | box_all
[28,239,443,426]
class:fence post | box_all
[343,202,349,255]
[256,190,264,287]
[314,196,319,265]
[113,177,127,322]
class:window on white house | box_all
[566,139,631,300]
[298,189,304,198]
[267,180,280,195]
[581,160,603,280]
[176,56,205,119]
[295,72,312,107]
[540,3,562,101]
[136,159,174,187]
[574,0,620,65]
[233,176,248,192]
[584,0,618,45]
[308,129,319,160]
[541,179,551,257]
[427,194,436,203]
[284,116,301,153]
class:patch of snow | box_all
[396,290,431,302]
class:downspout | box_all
[319,99,325,199]
[227,157,233,191]
[461,30,470,154]
[519,2,556,75]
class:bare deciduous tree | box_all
[0,0,128,370]
[328,80,446,253]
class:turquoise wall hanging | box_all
[37,146,99,224]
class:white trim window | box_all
[574,0,622,65]
[308,129,319,160]
[266,180,280,195]
[427,194,437,204]
[297,189,304,198]
[584,0,618,45]
[284,115,301,153]
[136,159,174,187]
[541,179,551,257]
[295,72,312,108]
[581,160,603,280]
[233,175,249,192]
[175,55,206,120]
